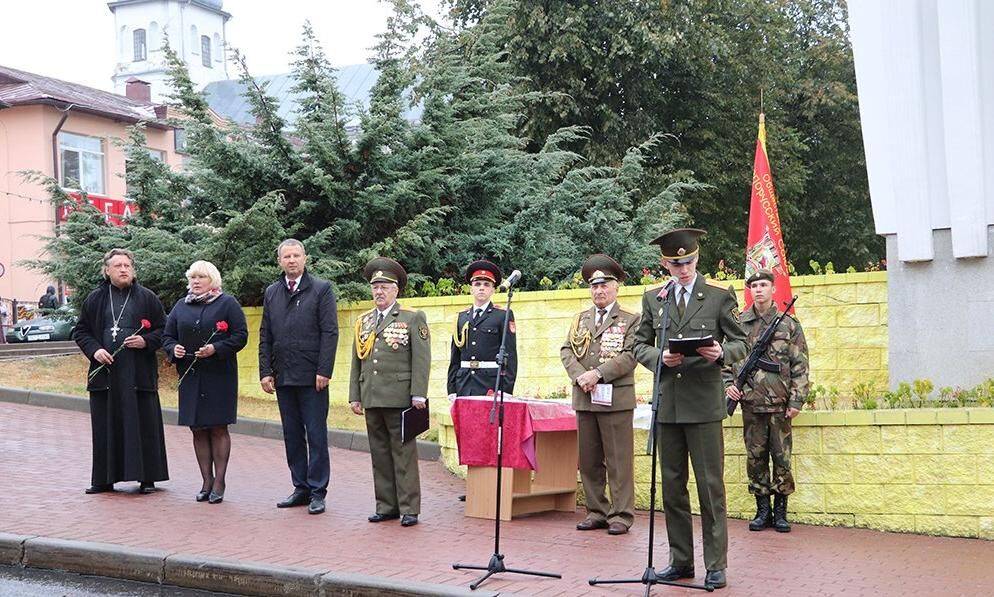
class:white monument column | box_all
[849,0,994,388]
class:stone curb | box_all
[321,570,494,596]
[163,554,322,596]
[1,533,495,596]
[0,386,441,461]
[0,532,34,566]
[22,537,167,584]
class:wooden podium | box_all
[464,429,578,521]
[451,396,578,521]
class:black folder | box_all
[668,334,715,356]
[401,400,430,443]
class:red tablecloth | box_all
[450,396,576,470]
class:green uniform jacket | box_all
[722,304,809,413]
[561,303,641,412]
[349,303,431,408]
[634,277,748,423]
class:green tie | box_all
[677,288,687,319]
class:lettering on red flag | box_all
[744,115,794,312]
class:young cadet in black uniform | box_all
[447,260,518,399]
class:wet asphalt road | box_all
[0,565,237,596]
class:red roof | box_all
[0,64,170,128]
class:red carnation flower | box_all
[216,320,229,332]
[140,319,151,329]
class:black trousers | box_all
[275,385,330,497]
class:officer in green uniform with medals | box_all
[633,228,747,590]
[447,260,517,399]
[349,257,431,527]
[561,254,641,535]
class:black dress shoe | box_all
[576,518,609,531]
[138,482,156,494]
[400,514,419,527]
[368,512,400,523]
[195,490,210,502]
[276,490,311,508]
[705,569,727,589]
[657,565,695,581]
[308,497,325,514]
[607,522,629,535]
[208,491,224,504]
[85,484,113,494]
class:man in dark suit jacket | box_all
[259,239,339,515]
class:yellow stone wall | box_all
[238,271,889,402]
[435,408,994,539]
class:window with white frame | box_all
[173,127,187,154]
[134,29,147,62]
[59,132,105,194]
[201,36,211,68]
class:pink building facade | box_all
[0,65,182,307]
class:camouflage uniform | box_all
[724,303,809,497]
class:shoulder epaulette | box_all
[618,308,636,317]
[492,305,505,310]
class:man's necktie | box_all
[288,279,296,293]
[473,308,483,322]
[376,311,384,327]
[596,308,607,328]
[678,288,687,319]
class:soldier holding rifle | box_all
[724,270,809,533]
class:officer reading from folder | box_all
[633,228,748,590]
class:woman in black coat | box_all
[162,260,248,503]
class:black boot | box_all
[748,494,773,531]
[773,493,791,533]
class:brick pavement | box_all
[1,402,992,596]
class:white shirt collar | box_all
[377,302,397,318]
[472,301,491,313]
[673,274,697,297]
[285,274,302,288]
[593,301,616,315]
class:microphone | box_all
[656,279,675,302]
[499,270,522,291]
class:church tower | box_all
[108,0,231,103]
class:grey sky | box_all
[1,0,443,92]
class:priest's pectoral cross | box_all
[111,324,121,342]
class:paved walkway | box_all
[1,402,992,596]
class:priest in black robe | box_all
[72,248,169,494]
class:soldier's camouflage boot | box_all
[749,495,773,531]
[773,494,791,532]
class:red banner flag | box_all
[744,113,794,312]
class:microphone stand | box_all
[589,281,714,594]
[452,281,561,591]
